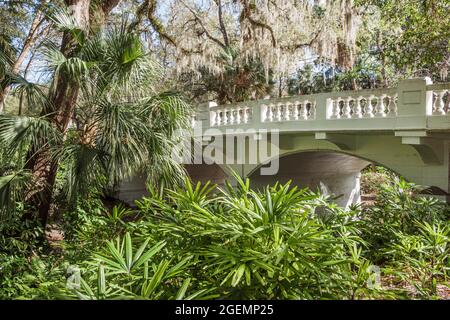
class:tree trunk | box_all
[25,0,121,227]
[25,0,91,227]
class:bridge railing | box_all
[197,78,450,131]
[428,83,450,115]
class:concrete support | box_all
[247,152,369,208]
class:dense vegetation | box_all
[1,174,448,299]
[0,0,449,300]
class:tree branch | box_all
[128,0,176,46]
[215,0,229,47]
[280,29,322,51]
[239,0,277,47]
[179,0,226,49]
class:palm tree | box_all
[0,14,192,226]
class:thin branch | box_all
[239,0,277,47]
[128,0,176,46]
[215,0,230,47]
[179,0,226,49]
[280,29,322,51]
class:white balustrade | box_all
[374,95,385,117]
[260,100,317,123]
[327,93,398,119]
[342,97,352,119]
[207,82,449,128]
[330,99,340,119]
[386,94,398,116]
[210,106,252,127]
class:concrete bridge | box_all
[118,78,450,207]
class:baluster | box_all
[276,104,282,121]
[284,103,291,120]
[279,104,285,120]
[267,104,274,122]
[235,108,242,124]
[300,101,308,120]
[247,107,252,122]
[352,96,363,118]
[222,109,228,125]
[243,107,250,123]
[229,109,235,124]
[261,105,267,122]
[215,111,220,126]
[386,95,397,117]
[374,94,386,117]
[261,105,268,122]
[330,99,340,119]
[342,97,352,118]
[394,94,399,114]
[215,110,220,126]
[293,102,300,120]
[216,111,222,126]
[433,91,446,115]
[364,95,374,118]
[310,102,317,119]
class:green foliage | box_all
[134,177,385,299]
[0,175,448,300]
[384,221,449,298]
[361,178,449,260]
[360,165,396,195]
[357,0,450,80]
[0,217,66,299]
[358,178,449,297]
[0,20,193,220]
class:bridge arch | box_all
[246,150,371,207]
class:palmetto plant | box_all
[68,232,212,300]
[384,221,449,298]
[135,176,383,299]
[93,233,166,275]
[360,178,449,263]
[0,13,192,222]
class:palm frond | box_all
[141,91,193,135]
[42,42,91,82]
[0,115,61,157]
[94,100,150,185]
[60,143,108,205]
[47,7,87,46]
[4,72,50,112]
[0,36,15,78]
[0,170,32,219]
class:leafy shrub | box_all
[132,177,384,299]
[1,175,448,300]
[383,221,449,298]
[360,178,449,261]
[0,217,66,299]
[360,165,396,195]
